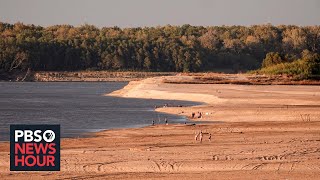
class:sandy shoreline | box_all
[1,75,320,179]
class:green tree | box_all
[262,52,283,68]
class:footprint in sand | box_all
[261,155,286,161]
[212,155,233,161]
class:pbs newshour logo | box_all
[10,125,60,171]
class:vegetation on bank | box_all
[0,22,319,79]
[33,71,176,82]
[253,50,320,79]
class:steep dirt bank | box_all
[33,71,177,82]
[0,71,177,82]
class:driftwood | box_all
[21,68,31,82]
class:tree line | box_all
[0,22,319,74]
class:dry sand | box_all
[1,75,320,179]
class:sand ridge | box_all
[109,76,320,123]
[108,77,226,104]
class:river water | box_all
[0,82,196,141]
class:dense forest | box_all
[0,22,319,76]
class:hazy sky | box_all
[0,0,319,27]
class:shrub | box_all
[254,52,319,79]
[262,52,284,68]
